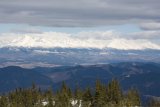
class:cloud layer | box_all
[0,0,160,27]
[0,31,160,50]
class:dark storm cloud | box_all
[0,0,160,27]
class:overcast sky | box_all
[0,0,160,27]
[0,0,160,49]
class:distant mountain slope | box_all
[0,62,160,98]
[0,66,52,93]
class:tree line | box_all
[0,79,158,107]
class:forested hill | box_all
[0,62,160,100]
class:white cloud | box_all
[0,31,160,50]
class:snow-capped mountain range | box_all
[0,32,160,50]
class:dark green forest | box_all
[0,79,159,107]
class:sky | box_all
[0,0,160,49]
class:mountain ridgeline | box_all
[0,62,160,102]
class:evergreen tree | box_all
[46,87,54,107]
[125,88,141,107]
[106,79,122,105]
[0,96,8,107]
[55,82,71,107]
[74,86,82,100]
[93,79,107,107]
[82,87,92,107]
[73,86,83,107]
